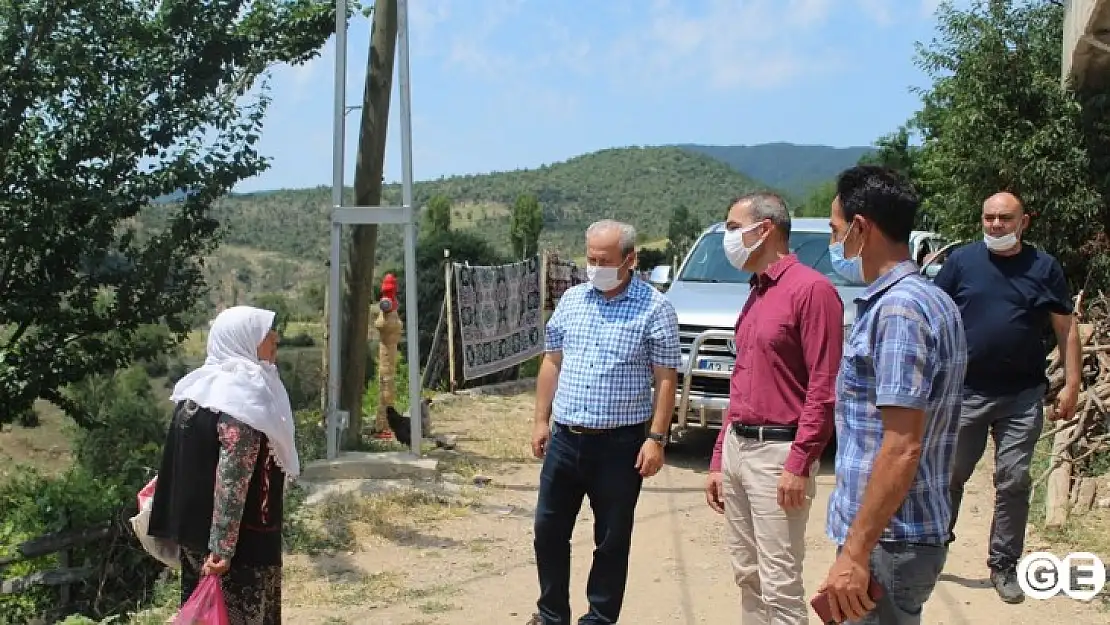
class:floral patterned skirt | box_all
[181,548,282,625]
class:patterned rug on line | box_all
[453,255,544,380]
[544,252,584,311]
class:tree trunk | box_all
[340,0,398,448]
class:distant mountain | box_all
[675,142,876,198]
[141,146,774,304]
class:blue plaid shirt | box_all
[545,277,681,428]
[826,261,967,545]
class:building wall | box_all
[1063,0,1110,88]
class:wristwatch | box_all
[647,431,668,447]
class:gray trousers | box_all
[947,384,1045,572]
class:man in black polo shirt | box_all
[933,191,1081,603]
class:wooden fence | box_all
[0,510,121,615]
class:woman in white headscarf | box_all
[147,306,299,625]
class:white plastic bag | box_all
[129,476,180,569]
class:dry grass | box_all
[286,320,325,340]
[1029,432,1110,609]
[428,393,536,477]
[287,487,478,558]
[1035,508,1110,610]
[321,489,475,538]
[181,329,208,359]
[0,400,73,484]
[285,562,407,607]
[449,200,509,226]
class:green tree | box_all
[510,193,544,259]
[252,292,293,337]
[301,282,327,315]
[796,180,837,218]
[798,128,926,223]
[424,193,452,234]
[859,126,920,181]
[666,204,701,259]
[380,229,508,369]
[637,248,667,271]
[0,0,340,427]
[910,0,1109,289]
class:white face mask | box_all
[984,229,1019,252]
[587,261,625,292]
[722,223,764,271]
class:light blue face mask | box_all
[829,223,866,285]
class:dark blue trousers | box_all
[533,421,647,624]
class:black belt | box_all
[731,422,796,442]
[555,421,648,435]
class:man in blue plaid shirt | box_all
[819,166,967,625]
[528,219,681,625]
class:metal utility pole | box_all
[327,0,422,460]
[340,0,397,448]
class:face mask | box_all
[722,223,764,271]
[984,230,1018,252]
[829,223,866,284]
[587,260,625,292]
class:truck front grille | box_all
[678,372,730,396]
[678,324,733,357]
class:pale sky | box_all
[235,0,960,192]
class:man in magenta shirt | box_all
[704,192,844,624]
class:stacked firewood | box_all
[1037,291,1110,526]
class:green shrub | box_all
[15,406,40,428]
[280,332,315,347]
[294,409,326,464]
[278,348,324,411]
[66,367,169,490]
[0,467,162,624]
[164,358,192,386]
[0,367,170,623]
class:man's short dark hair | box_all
[726,191,792,237]
[835,165,919,244]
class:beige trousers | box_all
[722,430,818,625]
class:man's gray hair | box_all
[733,191,791,237]
[586,219,637,256]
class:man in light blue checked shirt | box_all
[819,166,967,625]
[527,219,680,625]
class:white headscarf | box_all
[169,306,300,478]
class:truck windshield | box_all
[676,230,855,286]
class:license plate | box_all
[697,359,733,373]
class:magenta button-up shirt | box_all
[709,254,844,477]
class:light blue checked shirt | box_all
[545,277,681,428]
[827,260,968,545]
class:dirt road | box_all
[283,394,1107,624]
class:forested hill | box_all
[676,142,875,197]
[144,145,772,269]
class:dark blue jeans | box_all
[533,421,647,624]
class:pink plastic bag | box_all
[172,575,230,625]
